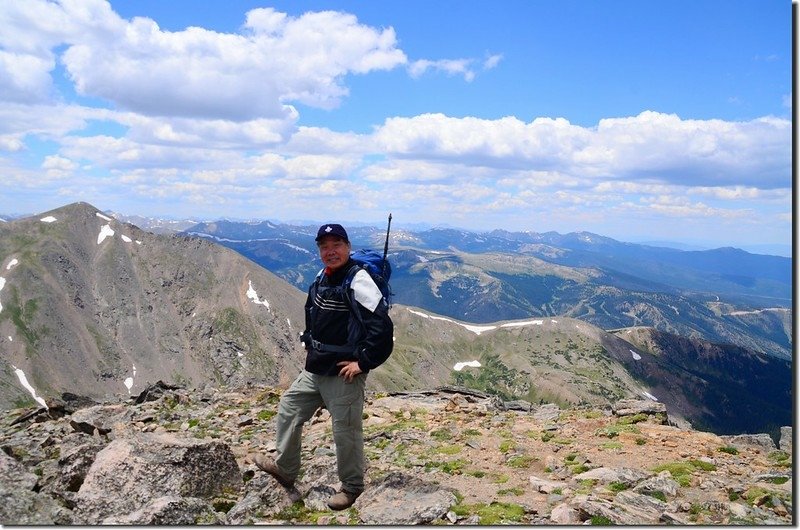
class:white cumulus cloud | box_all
[372,111,790,189]
[60,5,406,121]
[0,0,415,146]
[409,58,477,82]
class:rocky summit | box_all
[0,382,792,525]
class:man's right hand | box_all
[300,331,311,349]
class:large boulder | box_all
[612,399,667,417]
[69,403,132,436]
[225,471,295,524]
[73,432,241,523]
[572,492,664,525]
[0,451,72,525]
[102,496,225,525]
[354,472,457,525]
[721,433,777,453]
[779,426,791,453]
[574,467,651,486]
[40,439,106,495]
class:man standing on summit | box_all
[252,223,394,510]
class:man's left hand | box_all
[337,361,363,383]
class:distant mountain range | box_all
[0,202,791,438]
[178,218,792,360]
[636,239,790,257]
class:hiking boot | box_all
[327,490,361,511]
[251,454,294,488]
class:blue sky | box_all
[0,0,793,254]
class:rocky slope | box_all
[0,383,792,525]
[0,202,307,410]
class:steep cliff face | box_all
[614,327,792,438]
[0,203,307,409]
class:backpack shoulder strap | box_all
[308,267,325,296]
[343,263,361,286]
[348,267,384,313]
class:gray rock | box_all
[101,495,223,524]
[632,472,680,498]
[0,451,72,525]
[574,466,650,486]
[573,492,663,525]
[73,432,242,523]
[69,404,132,436]
[0,385,793,526]
[728,501,750,519]
[612,399,667,417]
[721,433,777,452]
[659,511,688,524]
[533,403,561,422]
[616,490,667,510]
[225,473,294,524]
[0,449,38,491]
[779,426,791,453]
[303,484,337,512]
[754,472,791,483]
[550,502,582,524]
[504,400,532,412]
[40,440,105,494]
[530,474,566,493]
[355,472,457,525]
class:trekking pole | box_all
[382,213,392,276]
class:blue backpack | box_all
[348,248,393,307]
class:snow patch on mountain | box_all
[283,242,312,254]
[727,307,790,316]
[407,309,495,335]
[407,308,550,336]
[40,216,57,223]
[188,233,312,255]
[453,360,481,371]
[501,319,545,328]
[95,212,113,221]
[247,281,270,310]
[6,258,18,270]
[12,365,48,409]
[124,365,137,394]
[97,224,115,244]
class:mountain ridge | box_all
[0,202,791,440]
[178,216,791,359]
[0,202,307,409]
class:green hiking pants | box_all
[274,369,367,493]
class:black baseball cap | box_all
[315,223,349,242]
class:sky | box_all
[0,0,793,254]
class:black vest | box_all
[304,260,363,375]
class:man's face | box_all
[317,236,350,271]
